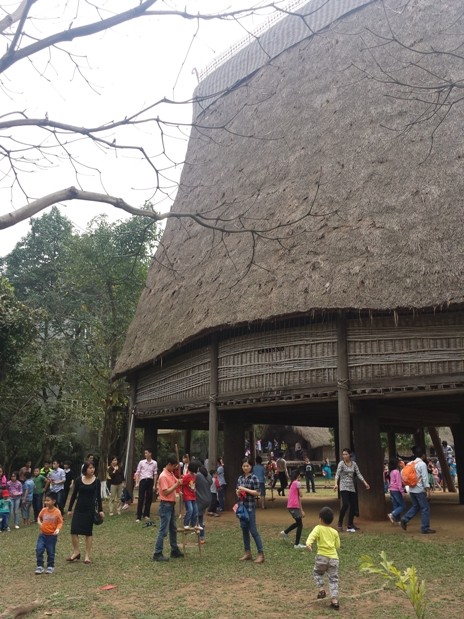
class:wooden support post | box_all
[387,432,397,461]
[208,334,219,470]
[124,381,137,497]
[143,420,158,460]
[429,426,456,492]
[414,428,426,456]
[184,430,192,457]
[222,413,245,510]
[337,315,351,457]
[451,423,464,504]
[352,405,386,520]
[249,427,256,461]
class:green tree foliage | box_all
[2,209,158,472]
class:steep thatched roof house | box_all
[116,0,464,517]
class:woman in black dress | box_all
[67,462,104,564]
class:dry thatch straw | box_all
[114,0,464,378]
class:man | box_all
[401,446,435,534]
[49,459,66,514]
[275,452,289,497]
[40,461,52,491]
[135,448,158,522]
[304,456,316,493]
[18,460,32,484]
[153,453,184,562]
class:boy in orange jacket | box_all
[35,491,63,574]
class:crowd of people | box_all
[0,439,457,612]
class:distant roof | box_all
[114,0,464,378]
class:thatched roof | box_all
[114,0,464,377]
[293,426,332,449]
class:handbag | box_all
[234,503,249,522]
[93,504,103,525]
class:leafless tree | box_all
[0,0,323,239]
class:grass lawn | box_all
[1,492,463,619]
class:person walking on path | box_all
[236,458,265,564]
[334,448,370,533]
[306,506,341,611]
[7,472,22,529]
[304,457,316,493]
[253,456,266,509]
[67,462,104,564]
[275,452,289,497]
[153,454,184,562]
[280,469,305,548]
[387,458,405,525]
[400,446,435,534]
[216,458,227,512]
[134,448,158,522]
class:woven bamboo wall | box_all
[136,348,210,409]
[218,324,337,396]
[347,313,464,383]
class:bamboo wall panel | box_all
[218,325,337,395]
[347,314,464,382]
[136,349,210,406]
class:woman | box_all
[216,458,226,512]
[67,462,104,564]
[334,449,370,532]
[387,458,405,524]
[236,458,264,563]
[107,456,125,516]
[7,472,22,529]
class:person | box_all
[441,440,454,465]
[49,459,66,514]
[35,491,63,574]
[0,489,11,532]
[153,453,184,562]
[334,448,370,532]
[21,471,35,525]
[134,448,158,522]
[387,458,405,524]
[280,469,305,548]
[107,456,125,516]
[306,506,341,611]
[0,465,7,489]
[216,458,227,511]
[207,469,220,516]
[275,452,289,496]
[304,456,316,493]
[181,461,199,529]
[63,461,73,508]
[18,460,32,484]
[265,453,277,490]
[67,461,104,563]
[236,457,265,563]
[253,456,266,509]
[400,446,435,534]
[322,459,332,488]
[40,461,52,487]
[32,467,47,522]
[7,472,22,529]
[195,465,212,544]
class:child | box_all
[35,491,63,574]
[32,467,47,522]
[306,506,341,610]
[280,469,305,548]
[182,461,200,529]
[7,472,22,529]
[0,489,11,532]
[22,471,35,525]
[387,458,405,524]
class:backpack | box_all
[401,461,418,487]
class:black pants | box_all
[305,474,316,493]
[284,513,303,545]
[277,472,288,495]
[137,478,154,519]
[338,490,357,527]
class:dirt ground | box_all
[257,488,464,538]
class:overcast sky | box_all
[0,0,303,257]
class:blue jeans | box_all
[390,491,405,521]
[154,501,180,555]
[183,500,198,528]
[36,533,58,568]
[403,491,430,532]
[0,512,10,530]
[218,485,226,511]
[10,497,21,526]
[240,509,263,553]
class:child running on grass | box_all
[306,506,341,611]
[35,491,63,574]
[280,469,305,548]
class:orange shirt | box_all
[38,506,63,535]
[158,468,178,502]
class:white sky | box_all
[0,0,301,256]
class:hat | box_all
[2,489,9,498]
